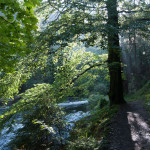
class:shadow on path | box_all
[106,100,150,150]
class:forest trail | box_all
[107,100,150,150]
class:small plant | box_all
[126,80,150,101]
[144,94,150,123]
[88,94,109,110]
[67,136,99,150]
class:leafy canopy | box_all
[0,0,42,72]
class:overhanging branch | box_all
[70,62,106,84]
[59,61,107,92]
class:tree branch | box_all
[0,16,19,36]
[118,10,150,14]
[70,62,105,84]
[59,61,107,92]
[0,16,15,24]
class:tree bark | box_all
[106,0,126,105]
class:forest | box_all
[0,0,150,149]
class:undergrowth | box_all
[66,104,119,150]
[125,81,150,102]
[144,94,150,123]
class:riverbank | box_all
[0,99,90,150]
[66,104,119,150]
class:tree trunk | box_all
[128,32,132,75]
[106,0,126,105]
[133,30,137,73]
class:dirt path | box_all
[107,100,150,150]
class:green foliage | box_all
[0,83,66,149]
[50,42,108,100]
[36,0,108,53]
[0,69,31,102]
[0,0,42,72]
[120,0,150,37]
[68,104,119,150]
[126,80,150,101]
[86,105,119,138]
[0,84,51,128]
[92,81,108,94]
[144,94,150,123]
[0,43,107,148]
[67,136,99,150]
[1,0,149,148]
[0,49,49,101]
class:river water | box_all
[0,100,89,149]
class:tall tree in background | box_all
[120,0,150,93]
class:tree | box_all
[106,0,125,104]
[0,0,46,101]
[38,0,150,104]
[0,0,149,148]
[0,0,149,109]
[0,44,107,149]
[36,0,125,104]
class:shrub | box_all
[67,136,99,150]
[88,94,109,110]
